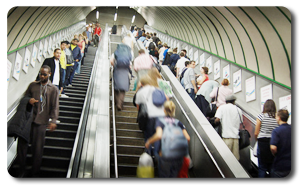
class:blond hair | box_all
[139,75,152,86]
[164,100,176,117]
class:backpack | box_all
[114,44,132,68]
[149,42,155,50]
[159,117,188,160]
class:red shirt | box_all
[94,27,102,35]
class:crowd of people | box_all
[10,22,102,177]
[124,27,291,178]
[10,23,290,178]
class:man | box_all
[169,48,180,76]
[270,109,291,177]
[152,32,160,46]
[183,61,197,101]
[175,52,189,78]
[214,94,242,160]
[59,42,69,98]
[93,23,102,47]
[85,25,92,51]
[133,49,154,83]
[38,48,63,95]
[68,38,82,87]
[18,65,59,177]
[181,49,190,60]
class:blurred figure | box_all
[133,49,154,85]
[145,100,190,177]
[175,52,189,79]
[76,34,85,74]
[197,67,209,89]
[110,44,132,111]
[183,61,197,101]
[158,43,168,65]
[93,23,102,47]
[69,38,82,86]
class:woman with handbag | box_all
[210,79,232,108]
[254,99,278,178]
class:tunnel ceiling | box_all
[7,6,291,88]
[134,6,291,88]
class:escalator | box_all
[109,35,145,178]
[8,47,97,178]
[110,76,145,178]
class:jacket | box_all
[36,57,63,89]
[71,44,82,62]
[7,96,33,143]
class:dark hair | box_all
[263,99,277,118]
[180,52,185,57]
[147,35,151,39]
[202,67,208,74]
[54,48,61,53]
[41,65,51,72]
[61,41,68,45]
[185,61,190,67]
[181,49,187,53]
[154,33,157,36]
[277,109,289,122]
[173,47,178,53]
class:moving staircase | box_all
[8,47,96,177]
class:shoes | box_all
[60,94,69,98]
[68,84,72,87]
[49,119,60,124]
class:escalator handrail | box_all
[109,34,119,178]
[66,29,104,178]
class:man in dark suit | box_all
[37,48,64,95]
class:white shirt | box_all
[135,85,165,118]
[215,103,242,139]
[53,59,60,86]
[176,57,189,76]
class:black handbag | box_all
[206,87,219,117]
[237,107,250,149]
[137,103,148,131]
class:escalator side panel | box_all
[160,65,250,178]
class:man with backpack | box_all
[110,44,132,110]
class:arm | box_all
[254,118,261,140]
[210,87,217,98]
[197,75,207,85]
[270,145,277,156]
[81,42,85,53]
[182,129,190,142]
[191,79,198,94]
[145,127,163,149]
[48,87,59,131]
[110,57,115,66]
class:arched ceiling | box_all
[134,6,291,88]
[7,6,291,88]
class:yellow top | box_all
[60,50,66,69]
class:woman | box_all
[255,99,278,177]
[197,67,209,89]
[76,34,85,74]
[145,100,190,177]
[209,78,232,108]
[135,75,166,142]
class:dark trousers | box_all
[186,88,195,101]
[114,90,125,110]
[17,123,47,177]
[195,95,209,116]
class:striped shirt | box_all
[257,113,279,138]
[133,53,153,71]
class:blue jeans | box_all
[75,53,83,74]
[61,68,66,86]
[186,88,195,101]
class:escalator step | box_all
[46,129,77,138]
[45,136,74,147]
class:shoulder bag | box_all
[237,107,250,149]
